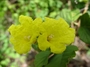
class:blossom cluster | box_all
[8,15,75,54]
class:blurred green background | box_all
[0,0,90,67]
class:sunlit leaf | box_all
[58,9,80,24]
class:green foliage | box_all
[34,45,78,67]
[58,9,81,24]
[0,32,25,67]
[78,13,90,44]
[45,45,78,67]
[0,0,90,67]
[71,0,88,9]
[34,50,51,67]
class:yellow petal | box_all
[14,43,31,54]
[38,33,50,50]
[19,15,33,25]
[58,28,75,45]
[50,43,66,54]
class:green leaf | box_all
[79,0,88,3]
[78,13,90,44]
[34,50,51,67]
[45,45,78,67]
[59,9,80,24]
[35,8,48,18]
[49,11,57,18]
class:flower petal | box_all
[50,43,66,54]
[38,33,51,51]
[19,15,33,25]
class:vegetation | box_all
[0,0,90,67]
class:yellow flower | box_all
[8,15,42,54]
[37,18,75,54]
[8,15,75,54]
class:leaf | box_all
[78,13,90,44]
[34,50,51,67]
[35,8,48,18]
[49,11,57,18]
[45,45,78,67]
[58,9,80,24]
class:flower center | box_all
[24,36,31,41]
[47,34,54,41]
